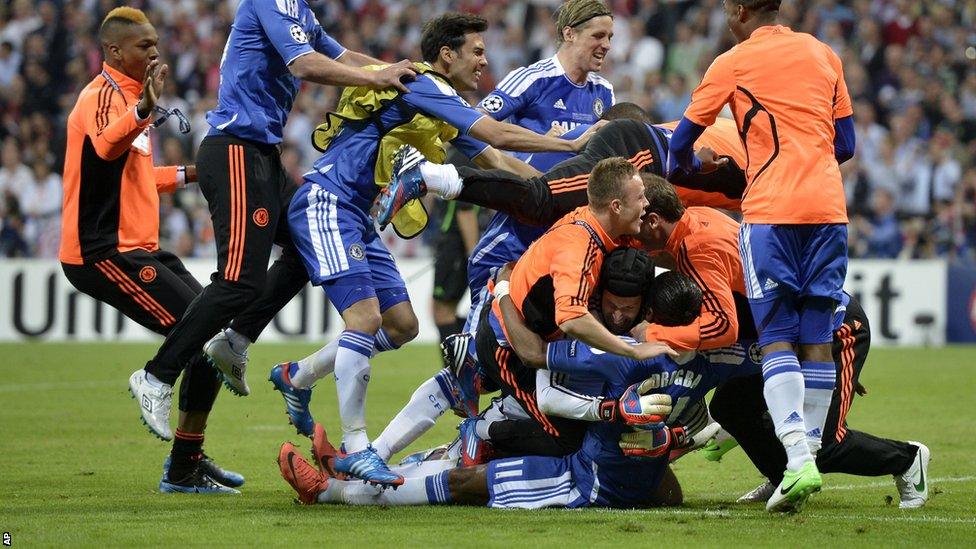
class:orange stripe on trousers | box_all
[94,260,175,326]
[232,145,246,281]
[225,145,246,282]
[835,324,856,442]
[99,260,176,325]
[224,146,238,281]
[496,346,559,436]
[549,150,655,195]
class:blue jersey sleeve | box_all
[546,340,659,388]
[401,75,486,134]
[253,0,316,65]
[833,115,855,164]
[478,89,528,122]
[309,27,346,59]
[451,133,490,159]
[665,117,706,178]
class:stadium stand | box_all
[0,0,973,260]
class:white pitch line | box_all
[825,475,976,491]
[722,475,976,498]
[592,506,976,525]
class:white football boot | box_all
[128,369,173,440]
[204,329,250,396]
[894,441,930,509]
[736,480,775,503]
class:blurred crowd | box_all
[0,0,974,261]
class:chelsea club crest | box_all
[349,243,366,261]
[593,98,604,117]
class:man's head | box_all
[648,271,702,327]
[421,13,488,92]
[587,157,647,237]
[595,247,655,335]
[600,102,651,123]
[555,0,613,74]
[638,174,685,250]
[722,0,780,43]
[98,7,158,80]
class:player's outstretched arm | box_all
[289,54,416,93]
[561,314,676,360]
[467,116,589,153]
[472,146,543,178]
[336,49,386,68]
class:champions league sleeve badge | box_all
[481,94,504,114]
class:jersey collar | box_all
[747,25,791,42]
[551,54,588,89]
[581,206,620,249]
[664,209,695,256]
[101,62,143,98]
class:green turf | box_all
[0,343,973,547]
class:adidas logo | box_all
[763,278,779,291]
[553,98,566,110]
[806,428,822,438]
[785,411,803,424]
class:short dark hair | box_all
[642,173,685,223]
[588,157,636,210]
[731,0,781,15]
[420,13,488,63]
[601,102,651,123]
[650,271,702,327]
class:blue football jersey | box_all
[307,72,485,210]
[207,0,346,144]
[479,56,614,136]
[545,338,759,507]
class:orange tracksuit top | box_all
[60,62,179,265]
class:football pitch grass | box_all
[1,343,974,547]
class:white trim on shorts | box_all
[305,184,349,278]
[489,459,575,509]
[739,223,764,300]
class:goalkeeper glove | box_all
[598,380,671,428]
[667,421,723,462]
[619,427,672,459]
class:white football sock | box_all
[317,472,451,506]
[762,350,813,471]
[291,329,399,389]
[316,479,382,504]
[419,162,462,199]
[291,338,339,389]
[372,372,455,461]
[801,360,837,455]
[391,459,457,479]
[334,331,374,453]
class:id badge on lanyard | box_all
[101,69,152,156]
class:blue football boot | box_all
[269,362,314,437]
[376,145,427,230]
[333,445,404,488]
